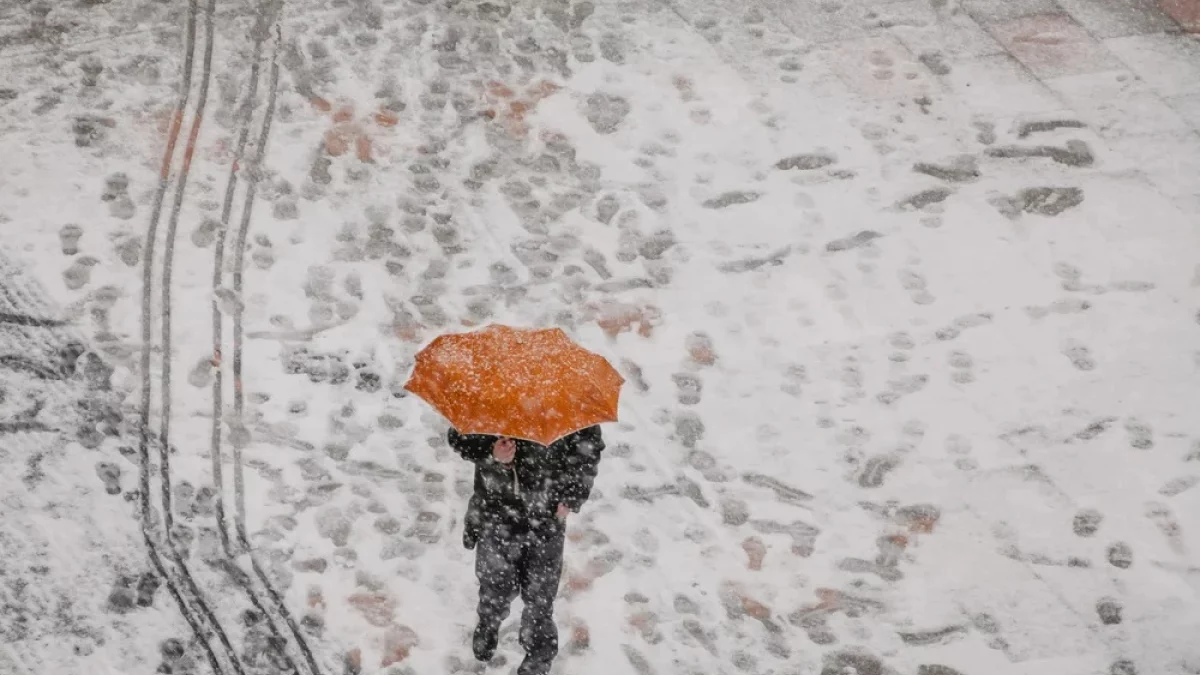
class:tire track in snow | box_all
[161,4,306,675]
[137,1,241,673]
[211,4,270,563]
[211,17,326,674]
[228,24,282,552]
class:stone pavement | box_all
[656,1,1200,672]
[1,1,1199,673]
[754,0,1200,214]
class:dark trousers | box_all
[474,523,565,674]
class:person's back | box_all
[449,426,605,675]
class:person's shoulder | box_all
[561,425,602,441]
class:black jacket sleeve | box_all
[554,425,605,512]
[448,428,496,464]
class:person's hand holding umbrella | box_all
[492,437,516,464]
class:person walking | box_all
[402,325,624,672]
[448,425,605,675]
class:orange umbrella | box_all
[403,324,624,446]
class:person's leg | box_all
[516,527,566,675]
[473,526,521,661]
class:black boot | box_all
[517,651,555,675]
[472,622,499,662]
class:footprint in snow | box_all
[1159,476,1199,497]
[1145,502,1185,554]
[750,519,819,557]
[888,331,915,362]
[672,372,702,405]
[62,257,99,291]
[702,191,761,209]
[1061,340,1096,371]
[1123,417,1153,449]
[252,242,277,271]
[174,481,196,519]
[795,612,838,644]
[857,455,900,488]
[826,230,882,253]
[1053,260,1083,283]
[1073,508,1103,537]
[899,269,935,305]
[934,312,993,341]
[59,224,83,256]
[1025,297,1090,319]
[776,153,836,171]
[945,434,977,471]
[192,482,216,514]
[821,649,893,675]
[948,350,975,384]
[1075,415,1118,441]
[899,626,967,646]
[1017,187,1085,217]
[95,461,121,495]
[877,374,929,405]
[622,644,655,675]
[1107,541,1133,569]
[156,638,196,675]
[687,448,729,482]
[1096,597,1122,625]
[897,187,952,211]
[170,524,194,558]
[913,155,980,183]
[919,667,967,675]
[837,556,903,581]
[985,140,1094,167]
[315,506,354,547]
[583,93,631,135]
[1108,280,1155,293]
[105,574,140,614]
[1111,659,1138,675]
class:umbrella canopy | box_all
[403,324,624,446]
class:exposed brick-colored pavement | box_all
[1160,0,1200,32]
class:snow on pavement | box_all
[2,0,1200,674]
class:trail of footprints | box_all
[42,1,1195,673]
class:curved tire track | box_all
[138,1,241,673]
[208,16,324,675]
[224,27,327,675]
[210,4,270,564]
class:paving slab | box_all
[1105,130,1200,198]
[1047,69,1194,138]
[987,13,1128,79]
[881,0,1008,59]
[760,0,890,44]
[1158,0,1200,32]
[820,33,945,100]
[938,52,1066,117]
[963,0,1063,25]
[1055,0,1183,38]
[1104,32,1200,98]
[1166,90,1200,129]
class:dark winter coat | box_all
[449,426,605,547]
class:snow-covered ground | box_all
[3,0,1200,674]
